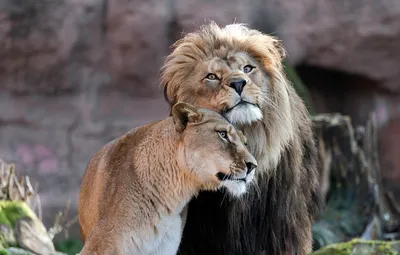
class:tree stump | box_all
[311,113,400,251]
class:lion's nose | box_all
[229,79,247,95]
[246,162,257,175]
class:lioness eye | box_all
[206,73,217,80]
[218,131,229,141]
[243,65,254,73]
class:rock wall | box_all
[0,0,399,235]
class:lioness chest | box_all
[124,214,182,255]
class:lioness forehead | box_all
[199,108,230,122]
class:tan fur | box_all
[160,22,321,255]
[78,102,257,255]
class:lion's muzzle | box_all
[229,79,247,95]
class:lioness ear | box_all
[172,102,203,132]
[237,130,248,145]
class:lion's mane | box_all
[160,22,322,255]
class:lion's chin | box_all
[221,180,247,197]
[220,171,254,198]
[224,103,263,125]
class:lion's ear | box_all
[172,102,203,132]
[272,39,287,60]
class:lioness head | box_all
[172,102,257,197]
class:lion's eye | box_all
[206,73,218,80]
[218,131,229,142]
[243,65,255,73]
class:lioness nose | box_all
[246,162,257,174]
[229,79,247,95]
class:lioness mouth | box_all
[216,172,246,182]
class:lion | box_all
[78,102,257,255]
[160,22,322,255]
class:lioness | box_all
[161,22,322,255]
[78,102,257,255]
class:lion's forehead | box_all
[207,57,229,73]
[207,51,256,72]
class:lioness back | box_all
[78,103,257,255]
[78,125,149,241]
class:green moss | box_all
[311,239,400,255]
[0,221,17,247]
[0,235,7,248]
[0,201,36,229]
[0,201,47,248]
[376,241,395,253]
[0,250,8,255]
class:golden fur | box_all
[78,102,257,255]
[160,22,321,255]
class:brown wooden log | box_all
[311,113,400,251]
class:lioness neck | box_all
[133,118,199,218]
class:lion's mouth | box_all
[228,101,258,112]
[216,172,246,182]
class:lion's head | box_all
[172,102,257,197]
[161,22,297,170]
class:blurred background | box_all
[0,0,399,253]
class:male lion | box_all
[161,22,321,255]
[78,102,257,255]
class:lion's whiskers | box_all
[259,96,279,111]
[251,180,262,199]
[219,171,232,206]
[220,190,228,206]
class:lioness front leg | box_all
[80,244,122,255]
[80,225,124,255]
